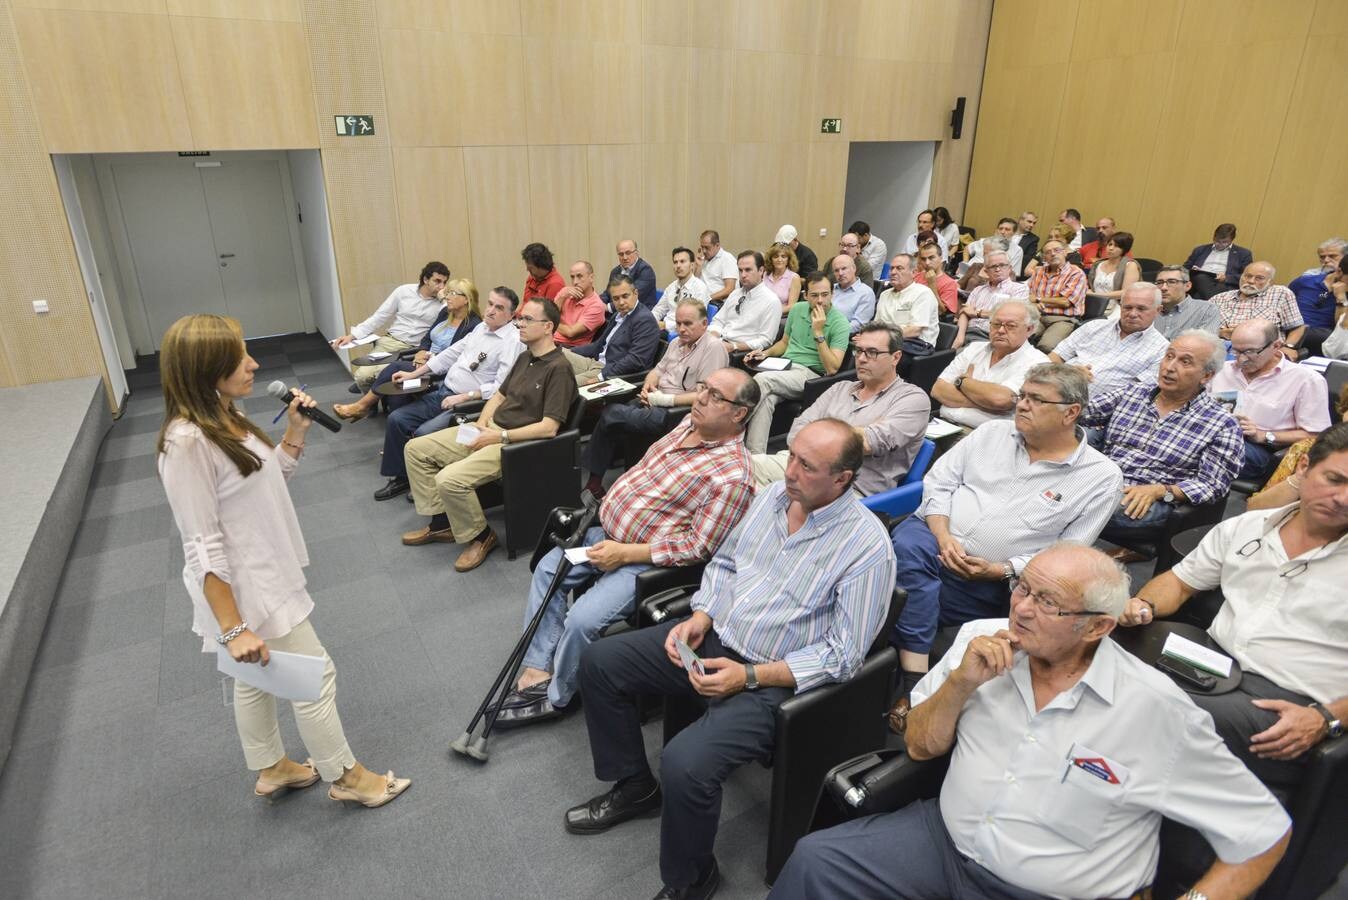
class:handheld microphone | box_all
[267,381,342,433]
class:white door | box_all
[200,160,305,338]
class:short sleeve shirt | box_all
[492,347,579,430]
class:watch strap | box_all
[1311,703,1343,737]
[744,663,759,691]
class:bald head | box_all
[832,253,857,288]
[784,418,864,510]
[1232,318,1279,346]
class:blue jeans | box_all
[1100,496,1173,543]
[380,389,455,479]
[890,515,1011,653]
[1238,440,1275,480]
[520,526,651,706]
[583,401,673,475]
[370,359,423,411]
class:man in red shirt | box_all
[553,260,607,347]
[522,242,564,302]
[1079,217,1130,267]
[914,241,960,315]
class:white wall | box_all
[286,150,343,343]
[841,141,936,262]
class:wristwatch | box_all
[813,333,826,343]
[1162,487,1175,504]
[1002,562,1015,581]
[1311,702,1344,738]
[1263,431,1276,447]
[744,663,760,691]
[500,429,511,445]
[954,375,966,391]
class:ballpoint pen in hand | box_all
[272,383,308,424]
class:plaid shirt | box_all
[1027,263,1087,315]
[600,418,754,567]
[1082,383,1243,505]
[1210,285,1303,332]
[1053,319,1169,395]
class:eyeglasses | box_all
[850,346,894,360]
[1232,341,1275,359]
[1154,278,1186,286]
[516,315,549,325]
[442,290,467,298]
[989,320,1024,331]
[695,381,750,408]
[1010,578,1109,618]
[985,263,1011,270]
[468,351,488,371]
[1013,391,1078,407]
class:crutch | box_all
[449,501,600,763]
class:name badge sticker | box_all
[1064,741,1129,786]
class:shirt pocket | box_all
[1020,491,1066,533]
[1033,761,1128,850]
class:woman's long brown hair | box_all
[156,315,273,476]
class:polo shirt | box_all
[555,292,606,347]
[492,346,578,431]
[699,248,739,298]
[874,282,939,344]
[524,268,564,302]
[780,301,849,373]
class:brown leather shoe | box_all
[402,525,456,546]
[454,529,498,572]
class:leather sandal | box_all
[254,758,320,798]
[328,770,411,808]
[332,402,370,423]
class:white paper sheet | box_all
[400,377,422,390]
[754,357,791,371]
[216,648,325,702]
[455,422,481,444]
[366,351,392,361]
[925,418,963,438]
[564,546,592,565]
[337,334,378,350]
[1161,632,1233,677]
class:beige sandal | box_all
[332,402,370,423]
[254,758,320,798]
[328,770,411,808]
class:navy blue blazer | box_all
[1184,243,1253,284]
[601,258,658,308]
[572,308,662,378]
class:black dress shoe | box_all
[564,781,662,835]
[373,478,410,501]
[492,695,573,729]
[347,382,362,394]
[485,680,551,715]
[653,857,719,899]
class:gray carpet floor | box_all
[0,333,774,900]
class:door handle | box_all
[219,253,236,259]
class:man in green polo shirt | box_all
[741,272,850,453]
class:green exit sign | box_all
[820,118,842,134]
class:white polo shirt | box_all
[698,248,739,298]
[937,340,1048,429]
[913,619,1290,899]
[1172,503,1348,704]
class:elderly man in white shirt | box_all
[1126,422,1348,798]
[831,252,877,334]
[933,299,1048,430]
[953,249,1030,348]
[708,250,781,352]
[651,245,711,331]
[960,220,1024,286]
[1050,281,1170,397]
[874,253,938,355]
[330,261,450,390]
[773,542,1291,900]
[696,229,739,304]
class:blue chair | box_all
[861,438,936,518]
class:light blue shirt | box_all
[598,310,628,365]
[831,280,877,333]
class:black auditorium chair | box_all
[638,585,908,884]
[1083,293,1110,320]
[1106,496,1231,576]
[906,330,957,400]
[1135,256,1164,282]
[1325,361,1348,423]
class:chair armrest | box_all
[638,586,696,626]
[823,747,950,818]
[634,564,705,605]
[861,483,923,518]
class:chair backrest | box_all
[908,348,954,396]
[564,395,586,430]
[706,303,719,323]
[934,321,957,351]
[867,588,908,656]
[1135,256,1164,281]
[901,439,936,486]
[1326,361,1348,424]
[1083,294,1110,319]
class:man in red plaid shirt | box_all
[496,367,760,727]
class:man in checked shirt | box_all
[494,367,758,728]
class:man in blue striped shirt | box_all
[565,418,897,900]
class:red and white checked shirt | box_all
[599,418,754,567]
[1027,263,1087,316]
[1210,286,1303,332]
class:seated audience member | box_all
[837,232,875,286]
[601,239,657,309]
[522,242,565,302]
[651,246,711,330]
[772,544,1291,900]
[333,276,481,422]
[1153,265,1222,339]
[932,206,961,254]
[496,367,757,726]
[1081,331,1243,561]
[1211,261,1305,354]
[1211,319,1330,480]
[1126,421,1348,802]
[330,260,450,390]
[913,241,959,315]
[952,249,1029,348]
[850,220,888,280]
[566,419,896,900]
[1288,237,1347,357]
[1026,238,1087,350]
[933,299,1048,429]
[696,230,739,304]
[1012,210,1039,277]
[751,323,929,496]
[553,261,607,348]
[891,363,1122,685]
[1085,231,1141,312]
[763,241,802,310]
[565,275,661,385]
[1050,282,1169,396]
[369,287,523,501]
[960,220,1023,287]
[708,250,781,352]
[1078,215,1129,267]
[830,253,877,334]
[1059,207,1092,250]
[1023,222,1080,280]
[1184,222,1253,300]
[741,274,850,453]
[1246,384,1348,511]
[903,209,952,258]
[874,253,939,361]
[583,300,730,497]
[401,298,578,572]
[1321,256,1348,359]
[774,224,818,280]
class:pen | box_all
[272,383,307,424]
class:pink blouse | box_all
[764,270,796,307]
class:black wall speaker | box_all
[950,96,967,139]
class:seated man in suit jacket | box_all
[1184,223,1254,300]
[601,239,658,309]
[567,274,662,385]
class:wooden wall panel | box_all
[520,0,639,42]
[12,0,164,13]
[391,147,471,283]
[586,144,643,270]
[528,145,590,276]
[166,0,301,21]
[640,142,689,286]
[373,0,519,33]
[640,44,691,145]
[462,146,531,297]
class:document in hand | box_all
[337,334,379,350]
[400,377,422,390]
[455,422,481,444]
[1161,632,1233,677]
[216,647,325,702]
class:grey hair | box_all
[984,236,1011,253]
[1174,329,1225,376]
[1023,362,1089,410]
[984,248,1011,266]
[1157,264,1189,283]
[1317,237,1347,255]
[990,297,1040,329]
[1123,281,1163,308]
[674,297,708,320]
[1072,545,1131,617]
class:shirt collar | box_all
[769,480,860,529]
[671,417,744,451]
[1015,425,1093,466]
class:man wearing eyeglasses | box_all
[1210,318,1330,479]
[1183,223,1253,300]
[1124,423,1348,807]
[836,232,875,287]
[951,248,1030,349]
[933,299,1048,430]
[891,363,1122,692]
[1026,238,1087,351]
[565,275,662,386]
[1152,265,1222,340]
[600,239,658,309]
[1210,261,1305,355]
[773,543,1291,900]
[707,250,781,352]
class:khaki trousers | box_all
[744,366,813,454]
[751,449,790,486]
[404,425,503,541]
[563,348,604,385]
[232,618,356,782]
[1033,315,1077,352]
[352,335,412,389]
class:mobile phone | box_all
[675,637,705,676]
[1156,655,1217,692]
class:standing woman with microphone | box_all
[157,314,410,807]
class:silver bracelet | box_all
[217,621,249,645]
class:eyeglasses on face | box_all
[1154,278,1186,286]
[1013,391,1077,407]
[516,315,550,325]
[1232,341,1275,359]
[850,345,894,360]
[989,320,1024,331]
[1011,578,1108,618]
[985,263,1011,270]
[695,381,749,407]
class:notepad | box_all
[455,422,481,444]
[400,377,422,390]
[216,648,324,702]
[925,418,963,438]
[579,378,636,400]
[1161,632,1233,677]
[337,334,378,350]
[366,351,392,361]
[564,546,592,565]
[755,357,791,371]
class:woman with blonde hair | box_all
[763,241,802,309]
[335,278,482,422]
[158,314,410,807]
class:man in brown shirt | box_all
[403,298,579,572]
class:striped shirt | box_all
[600,418,754,567]
[692,481,896,692]
[1210,285,1304,333]
[1053,319,1169,396]
[917,419,1123,574]
[1082,383,1243,504]
[1026,263,1087,316]
[963,278,1030,334]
